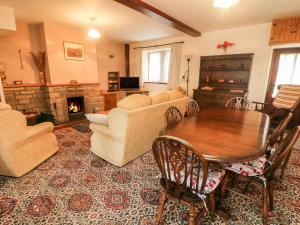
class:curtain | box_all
[168,43,182,89]
[0,79,5,103]
[134,48,143,86]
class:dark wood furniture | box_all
[225,97,252,110]
[164,106,183,128]
[253,85,300,129]
[113,0,201,37]
[222,127,300,225]
[165,108,270,163]
[186,99,200,117]
[152,136,223,225]
[193,54,253,109]
[107,72,120,91]
[264,48,300,128]
[101,90,150,111]
[270,16,300,45]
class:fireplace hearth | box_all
[67,96,85,120]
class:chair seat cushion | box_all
[225,157,267,176]
[166,165,224,194]
[191,168,224,194]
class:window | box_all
[273,53,300,97]
[142,48,170,83]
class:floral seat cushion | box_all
[165,164,224,194]
[225,156,267,176]
[190,168,224,194]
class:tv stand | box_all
[101,89,149,111]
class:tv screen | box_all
[120,77,140,89]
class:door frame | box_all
[265,47,300,103]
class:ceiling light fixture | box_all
[87,17,101,39]
[87,28,101,39]
[213,0,239,8]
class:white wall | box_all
[130,23,273,102]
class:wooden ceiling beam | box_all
[113,0,201,37]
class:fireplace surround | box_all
[3,83,104,124]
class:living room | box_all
[1,0,300,224]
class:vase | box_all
[223,48,228,55]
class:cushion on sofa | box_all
[85,113,108,125]
[168,90,184,101]
[151,92,169,105]
[117,94,152,110]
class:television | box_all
[120,77,140,89]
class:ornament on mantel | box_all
[217,41,235,54]
[31,51,46,84]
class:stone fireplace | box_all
[3,83,104,124]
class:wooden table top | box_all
[165,108,270,163]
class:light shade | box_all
[87,28,101,39]
[213,0,239,8]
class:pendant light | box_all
[87,17,101,39]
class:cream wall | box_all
[130,23,273,102]
[0,21,38,84]
[97,37,126,90]
[43,22,99,84]
[0,20,126,87]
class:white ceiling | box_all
[0,0,300,43]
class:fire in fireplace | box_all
[67,96,85,120]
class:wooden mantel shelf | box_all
[3,82,101,88]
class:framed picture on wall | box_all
[63,41,85,61]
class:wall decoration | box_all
[18,49,24,69]
[217,41,235,54]
[63,42,85,61]
[0,63,7,85]
[14,80,23,85]
[31,51,46,84]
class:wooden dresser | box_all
[193,54,253,109]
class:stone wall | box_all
[4,85,47,113]
[4,83,104,124]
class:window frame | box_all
[142,48,171,84]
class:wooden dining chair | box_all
[222,126,300,225]
[253,84,300,128]
[164,106,183,129]
[225,96,252,110]
[186,99,200,117]
[152,136,225,225]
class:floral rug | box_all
[0,127,300,225]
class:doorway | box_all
[266,48,300,127]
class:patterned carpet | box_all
[0,127,300,225]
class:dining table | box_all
[165,108,270,163]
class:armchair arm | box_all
[26,122,54,140]
[89,123,121,142]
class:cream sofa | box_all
[90,91,188,167]
[0,103,58,177]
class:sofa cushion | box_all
[117,94,152,110]
[168,90,184,101]
[151,92,169,105]
[85,113,108,125]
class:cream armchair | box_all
[0,103,58,177]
